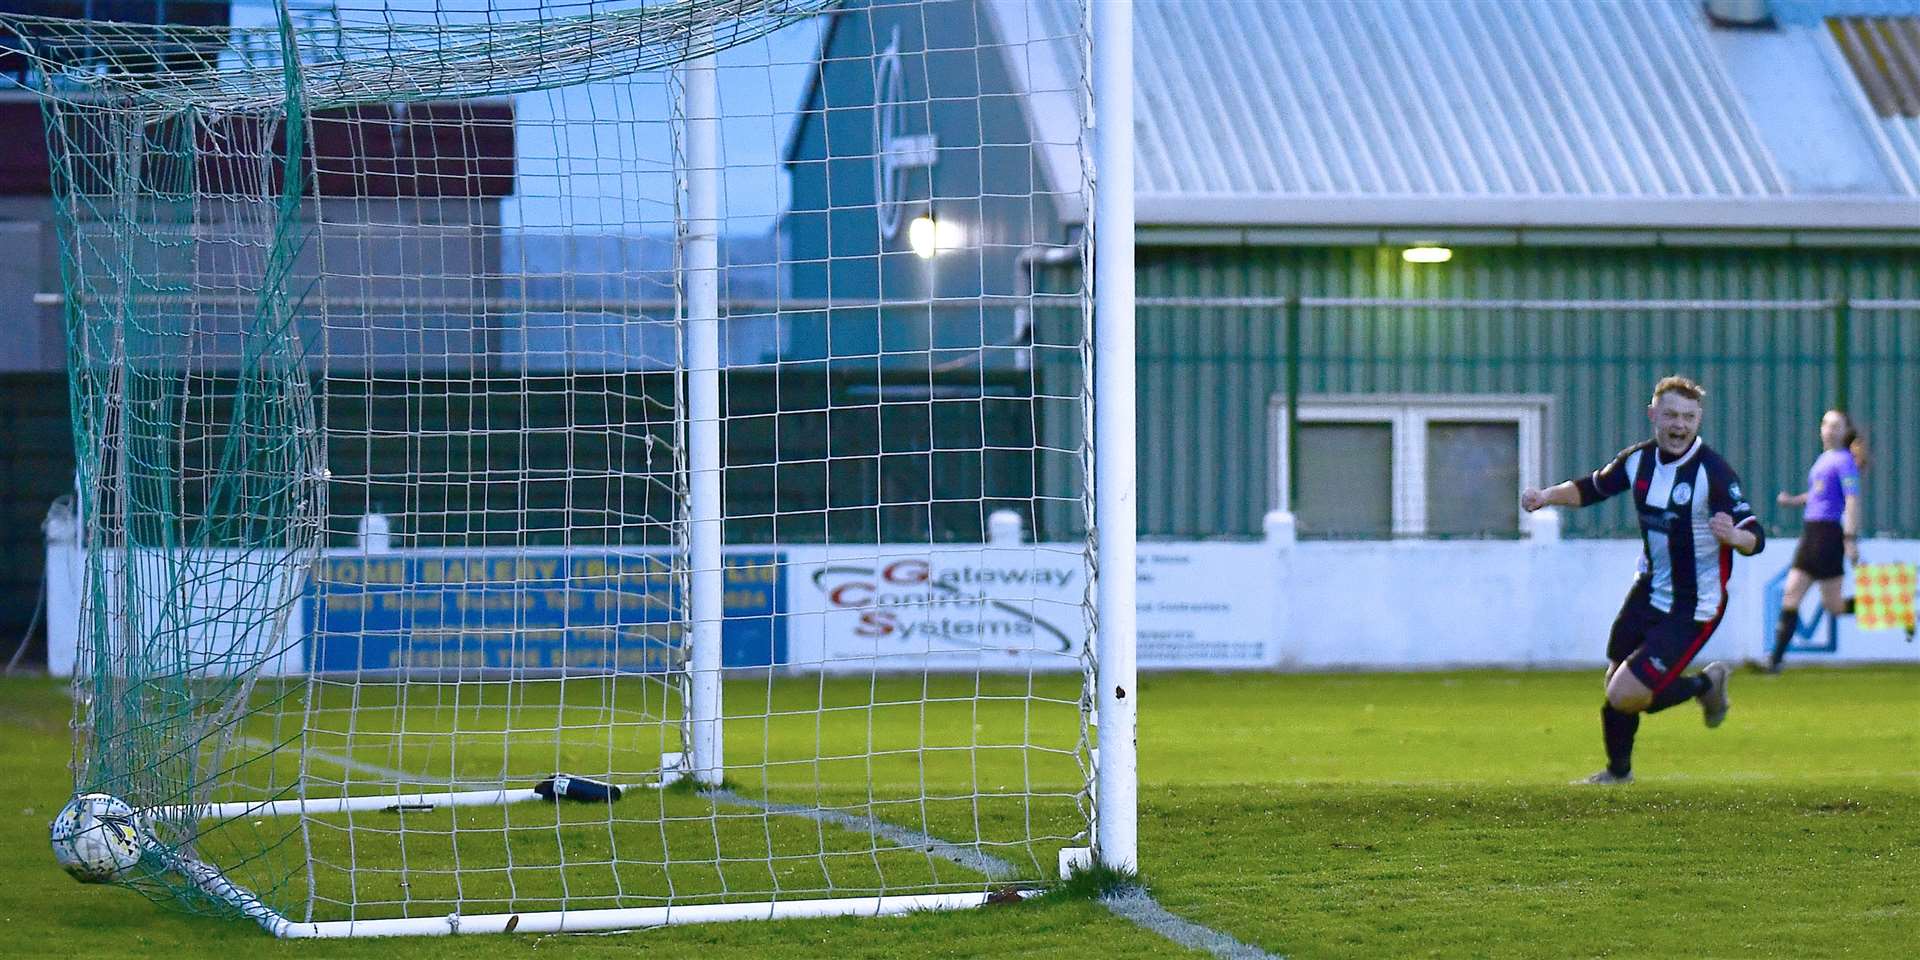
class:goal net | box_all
[5,0,1116,936]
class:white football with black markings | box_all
[49,793,145,883]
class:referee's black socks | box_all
[1601,704,1639,777]
[1773,600,1858,668]
[1770,608,1797,669]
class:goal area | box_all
[4,0,1138,937]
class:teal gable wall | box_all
[781,0,1075,364]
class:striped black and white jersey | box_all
[1575,437,1765,621]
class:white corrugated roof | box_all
[1824,14,1920,194]
[1872,115,1920,195]
[979,0,1920,229]
[1133,0,1785,199]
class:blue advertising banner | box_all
[1762,564,1838,655]
[305,551,784,673]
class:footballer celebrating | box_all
[1521,376,1765,784]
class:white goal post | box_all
[8,0,1136,937]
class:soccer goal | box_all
[8,0,1136,938]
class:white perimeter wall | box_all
[1274,536,1918,669]
[44,516,1920,676]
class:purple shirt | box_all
[1804,448,1860,523]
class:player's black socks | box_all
[1601,703,1638,777]
[1646,673,1709,713]
[1770,607,1797,669]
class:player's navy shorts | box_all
[1607,580,1723,693]
[1791,520,1847,581]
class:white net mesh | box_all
[10,0,1096,930]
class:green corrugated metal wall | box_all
[1849,298,1920,540]
[1135,245,1920,540]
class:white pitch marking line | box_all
[702,788,1021,881]
[705,790,1283,958]
[238,737,497,790]
[1102,886,1287,960]
[257,744,1279,955]
[264,747,1021,881]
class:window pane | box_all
[1297,422,1393,538]
[1426,421,1519,537]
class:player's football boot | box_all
[1699,661,1732,728]
[1571,770,1634,786]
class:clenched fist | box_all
[1708,512,1738,545]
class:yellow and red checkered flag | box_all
[1853,563,1917,633]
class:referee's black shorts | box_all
[1791,520,1847,581]
[1607,579,1722,694]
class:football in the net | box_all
[49,793,145,883]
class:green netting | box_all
[26,17,324,920]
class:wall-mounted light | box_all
[908,216,965,259]
[1402,245,1453,264]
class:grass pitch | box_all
[2,666,1914,959]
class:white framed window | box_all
[1270,394,1552,539]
